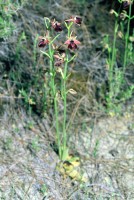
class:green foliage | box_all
[0,0,27,40]
[92,139,99,158]
[31,136,40,153]
[19,88,35,114]
[39,183,48,197]
[3,137,13,150]
[74,0,87,4]
[25,120,35,130]
[12,124,20,133]
[0,0,15,38]
[102,1,134,112]
[15,31,26,61]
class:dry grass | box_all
[0,96,134,199]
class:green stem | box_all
[54,90,61,158]
[123,3,132,72]
[68,28,71,38]
[62,56,68,155]
[49,44,61,158]
[65,22,73,38]
[109,21,118,100]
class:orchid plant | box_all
[38,16,81,161]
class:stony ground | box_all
[0,100,134,200]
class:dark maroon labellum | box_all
[68,40,78,50]
[65,16,82,26]
[53,23,62,32]
[74,17,82,25]
[51,21,62,32]
[123,1,130,9]
[64,38,81,50]
[54,60,64,66]
[38,38,49,48]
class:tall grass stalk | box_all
[108,21,118,104]
[48,41,61,158]
[62,58,68,159]
[123,2,132,72]
[104,1,134,111]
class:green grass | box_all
[102,1,134,113]
[0,0,15,38]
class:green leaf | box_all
[50,34,61,44]
[68,55,76,63]
[40,50,51,59]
